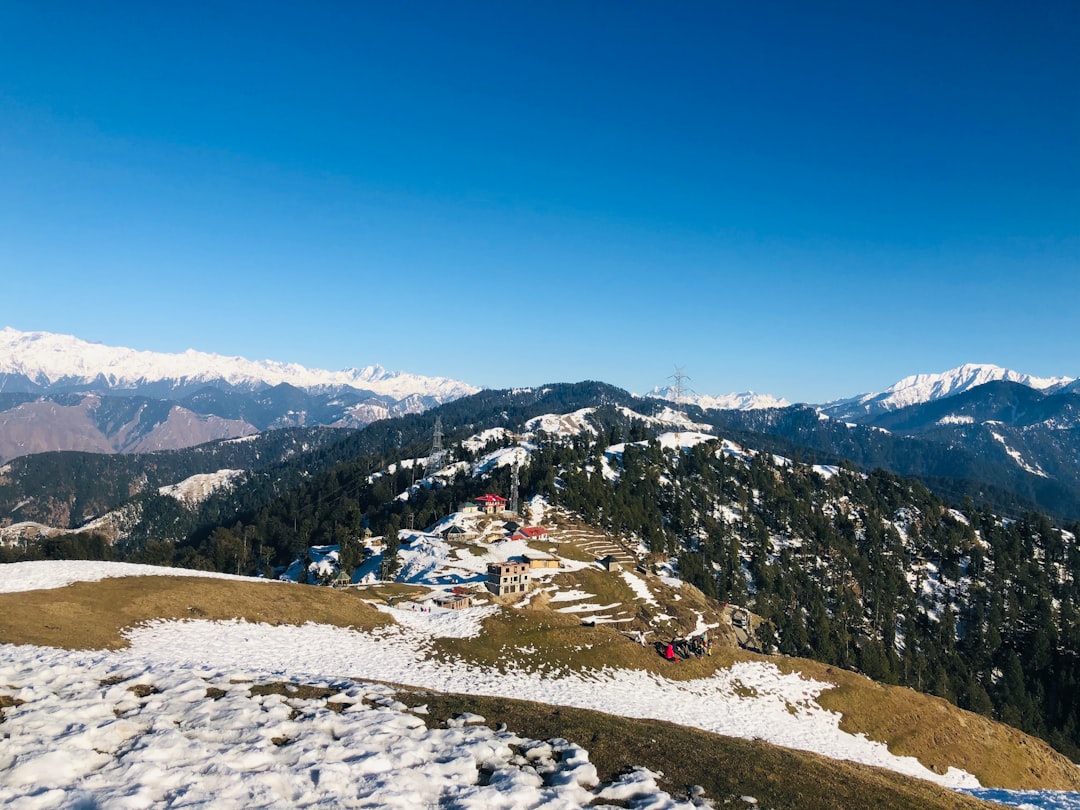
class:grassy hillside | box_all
[0,576,393,650]
[393,688,994,810]
[3,572,1078,795]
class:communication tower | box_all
[426,416,447,472]
[509,454,521,516]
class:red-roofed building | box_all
[474,494,507,515]
[520,526,549,540]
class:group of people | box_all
[662,632,712,662]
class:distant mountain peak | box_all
[0,327,480,401]
[645,385,789,411]
[885,363,1070,398]
[823,363,1075,419]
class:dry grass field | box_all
[3,572,1078,795]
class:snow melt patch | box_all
[657,431,714,450]
[473,445,529,476]
[607,431,714,460]
[158,469,246,506]
[616,405,714,433]
[0,560,263,594]
[620,569,658,606]
[524,408,597,437]
[377,603,498,638]
[116,618,980,791]
[937,414,975,425]
[461,427,512,453]
[0,643,697,809]
[989,431,1048,477]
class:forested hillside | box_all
[0,427,348,529]
[547,429,1080,759]
[700,401,1080,520]
[159,403,1080,760]
[5,385,1080,761]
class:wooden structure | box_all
[433,593,471,610]
[332,572,352,588]
[598,555,622,571]
[522,551,559,570]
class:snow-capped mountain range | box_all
[820,363,1076,421]
[3,328,1075,418]
[0,327,479,401]
[2,327,1078,481]
[646,386,791,411]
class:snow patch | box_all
[158,469,245,506]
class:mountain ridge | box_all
[0,327,479,401]
[822,362,1076,420]
[6,384,1080,773]
[5,327,1076,418]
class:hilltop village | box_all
[283,491,750,657]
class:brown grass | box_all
[393,688,995,810]
[432,588,742,681]
[765,654,1080,791]
[3,572,1075,793]
[0,693,25,723]
[0,576,391,650]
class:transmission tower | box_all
[426,416,446,472]
[669,365,692,414]
[430,416,443,455]
[509,455,521,516]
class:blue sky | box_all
[2,1,1077,403]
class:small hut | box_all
[433,593,471,610]
[523,551,560,571]
[598,555,622,572]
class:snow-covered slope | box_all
[823,363,1076,420]
[0,561,980,797]
[0,327,479,401]
[158,470,246,507]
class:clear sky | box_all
[2,1,1077,403]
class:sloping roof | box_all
[474,494,507,504]
[522,550,557,561]
[520,526,548,538]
